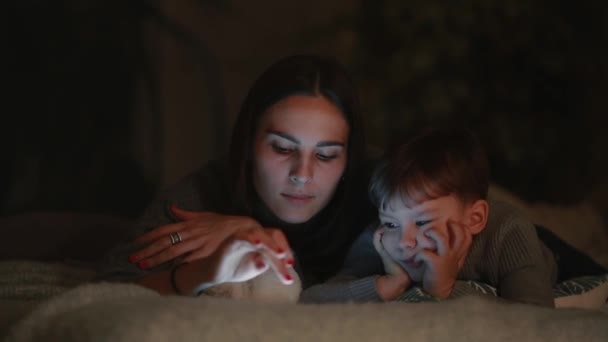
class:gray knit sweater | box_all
[300,200,558,307]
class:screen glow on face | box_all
[379,193,467,282]
[252,95,349,224]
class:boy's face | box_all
[379,193,470,282]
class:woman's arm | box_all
[97,163,293,295]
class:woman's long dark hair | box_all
[227,54,372,283]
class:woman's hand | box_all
[171,236,295,296]
[199,238,295,292]
[129,205,294,270]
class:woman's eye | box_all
[415,220,432,227]
[272,144,293,154]
[316,153,337,161]
[382,222,398,230]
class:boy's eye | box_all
[272,144,294,154]
[382,222,399,230]
[415,220,432,227]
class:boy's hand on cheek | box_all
[373,228,412,301]
[416,223,471,299]
[447,220,473,269]
[373,228,405,276]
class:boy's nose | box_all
[399,226,417,249]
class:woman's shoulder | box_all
[156,159,231,212]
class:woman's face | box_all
[252,95,349,224]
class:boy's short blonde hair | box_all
[369,127,489,209]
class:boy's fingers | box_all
[447,221,466,250]
[373,229,405,276]
[414,249,437,265]
[373,228,384,253]
[447,221,473,261]
[424,228,449,256]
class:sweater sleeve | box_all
[96,161,227,282]
[495,215,555,307]
[299,227,385,303]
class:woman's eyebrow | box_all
[316,141,345,148]
[267,131,299,143]
[267,130,345,147]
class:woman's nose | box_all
[289,155,313,185]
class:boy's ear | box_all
[465,199,489,235]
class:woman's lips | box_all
[281,193,314,204]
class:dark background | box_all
[3,0,608,220]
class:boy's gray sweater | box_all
[300,200,557,307]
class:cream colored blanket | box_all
[3,279,608,342]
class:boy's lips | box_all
[402,256,423,269]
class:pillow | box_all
[395,274,608,309]
[488,184,608,268]
[554,274,608,309]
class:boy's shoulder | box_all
[485,199,535,235]
[465,200,546,278]
[472,199,539,254]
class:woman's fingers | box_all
[267,228,295,265]
[136,239,202,268]
[134,221,186,244]
[258,248,294,285]
[131,227,192,261]
[235,228,286,259]
[181,232,233,263]
[251,252,269,270]
[170,204,207,221]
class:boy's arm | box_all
[496,217,555,307]
[394,280,499,302]
[299,227,387,303]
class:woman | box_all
[99,54,377,295]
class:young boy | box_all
[300,127,557,307]
[369,127,557,306]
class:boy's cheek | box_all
[417,232,438,251]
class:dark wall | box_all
[4,1,153,217]
[4,0,607,218]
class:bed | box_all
[2,186,607,341]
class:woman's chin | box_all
[276,212,314,225]
[274,206,319,224]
